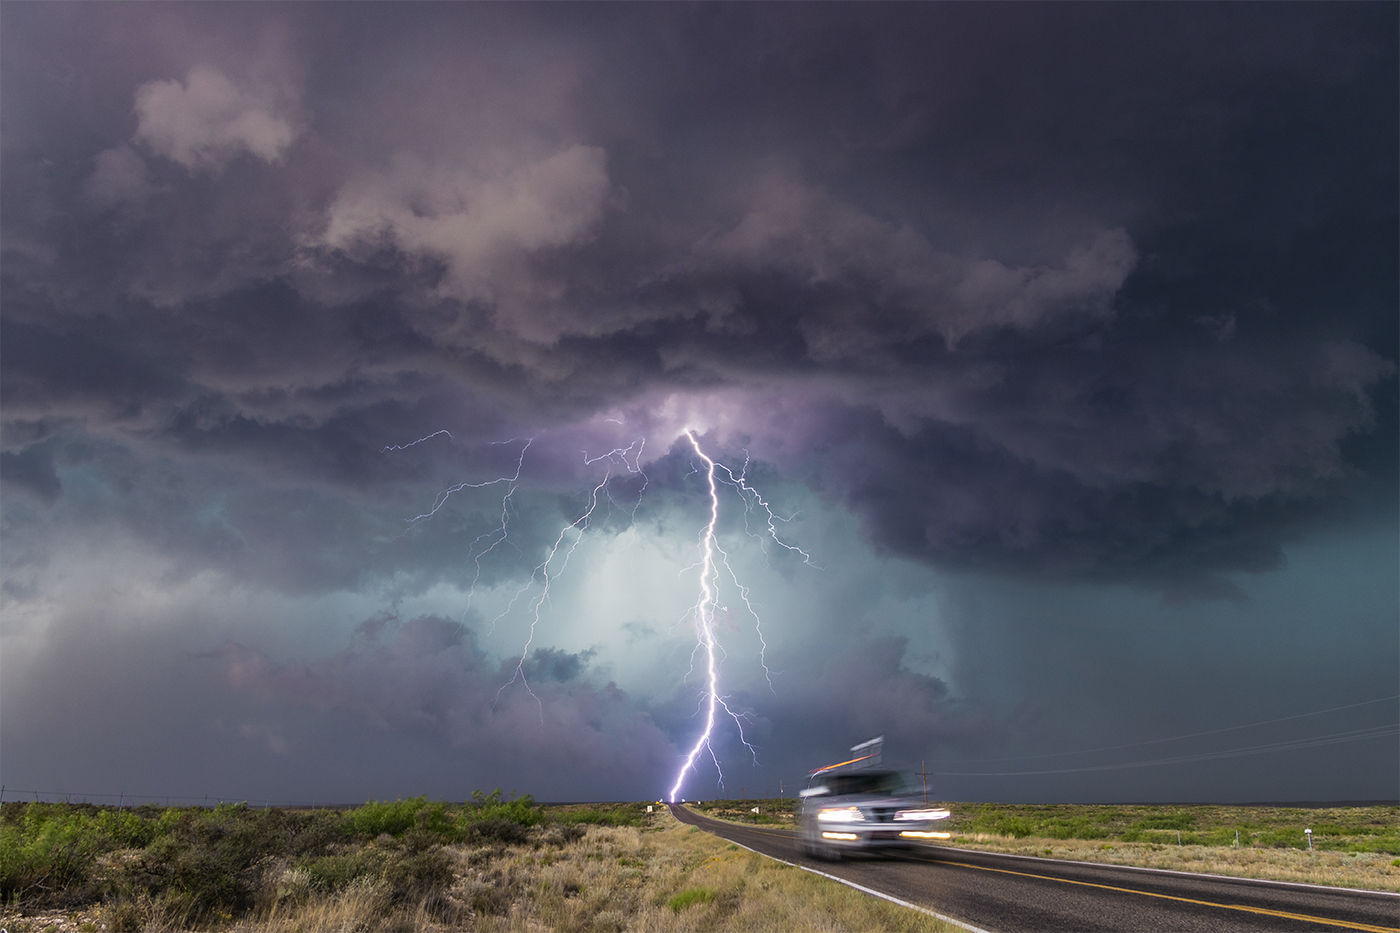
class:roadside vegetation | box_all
[686,799,1400,891]
[686,798,796,827]
[947,802,1399,852]
[947,802,1400,892]
[0,797,954,932]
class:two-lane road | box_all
[670,804,1399,932]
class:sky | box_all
[2,3,1396,807]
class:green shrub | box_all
[1039,818,1108,840]
[1363,838,1400,856]
[106,810,262,922]
[0,791,558,922]
[294,845,453,907]
[985,816,1033,838]
[468,818,531,845]
[1133,814,1195,831]
[300,849,389,893]
[382,848,454,903]
[0,807,101,905]
[667,886,716,912]
[464,789,543,827]
[347,797,428,839]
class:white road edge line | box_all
[677,808,1399,899]
[674,809,992,933]
[793,858,995,933]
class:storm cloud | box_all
[2,3,1395,804]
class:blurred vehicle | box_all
[798,740,951,859]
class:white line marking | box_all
[678,810,1398,898]
[673,807,991,933]
[794,859,995,933]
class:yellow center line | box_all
[911,855,1398,933]
[677,809,1394,932]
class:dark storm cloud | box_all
[2,3,1396,804]
[4,3,1392,596]
[739,635,987,762]
[0,445,61,503]
[209,614,673,782]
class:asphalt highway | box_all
[669,804,1399,932]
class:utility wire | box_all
[939,694,1400,764]
[931,723,1398,777]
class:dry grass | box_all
[428,814,955,933]
[0,809,957,933]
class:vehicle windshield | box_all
[820,771,908,796]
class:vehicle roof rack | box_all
[808,735,884,776]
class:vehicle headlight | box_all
[895,808,952,821]
[816,806,865,822]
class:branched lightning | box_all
[382,429,453,452]
[667,430,810,802]
[388,431,648,720]
[491,439,649,719]
[395,438,534,619]
[386,426,808,801]
[402,437,532,531]
[492,455,633,719]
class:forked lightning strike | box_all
[667,430,811,802]
[385,427,810,801]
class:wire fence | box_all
[0,787,359,809]
[930,694,1400,778]
[6,697,1396,804]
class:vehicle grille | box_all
[871,807,897,823]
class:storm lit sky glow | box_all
[2,3,1396,805]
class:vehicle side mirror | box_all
[799,786,830,798]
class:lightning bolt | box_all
[386,426,808,799]
[668,429,809,802]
